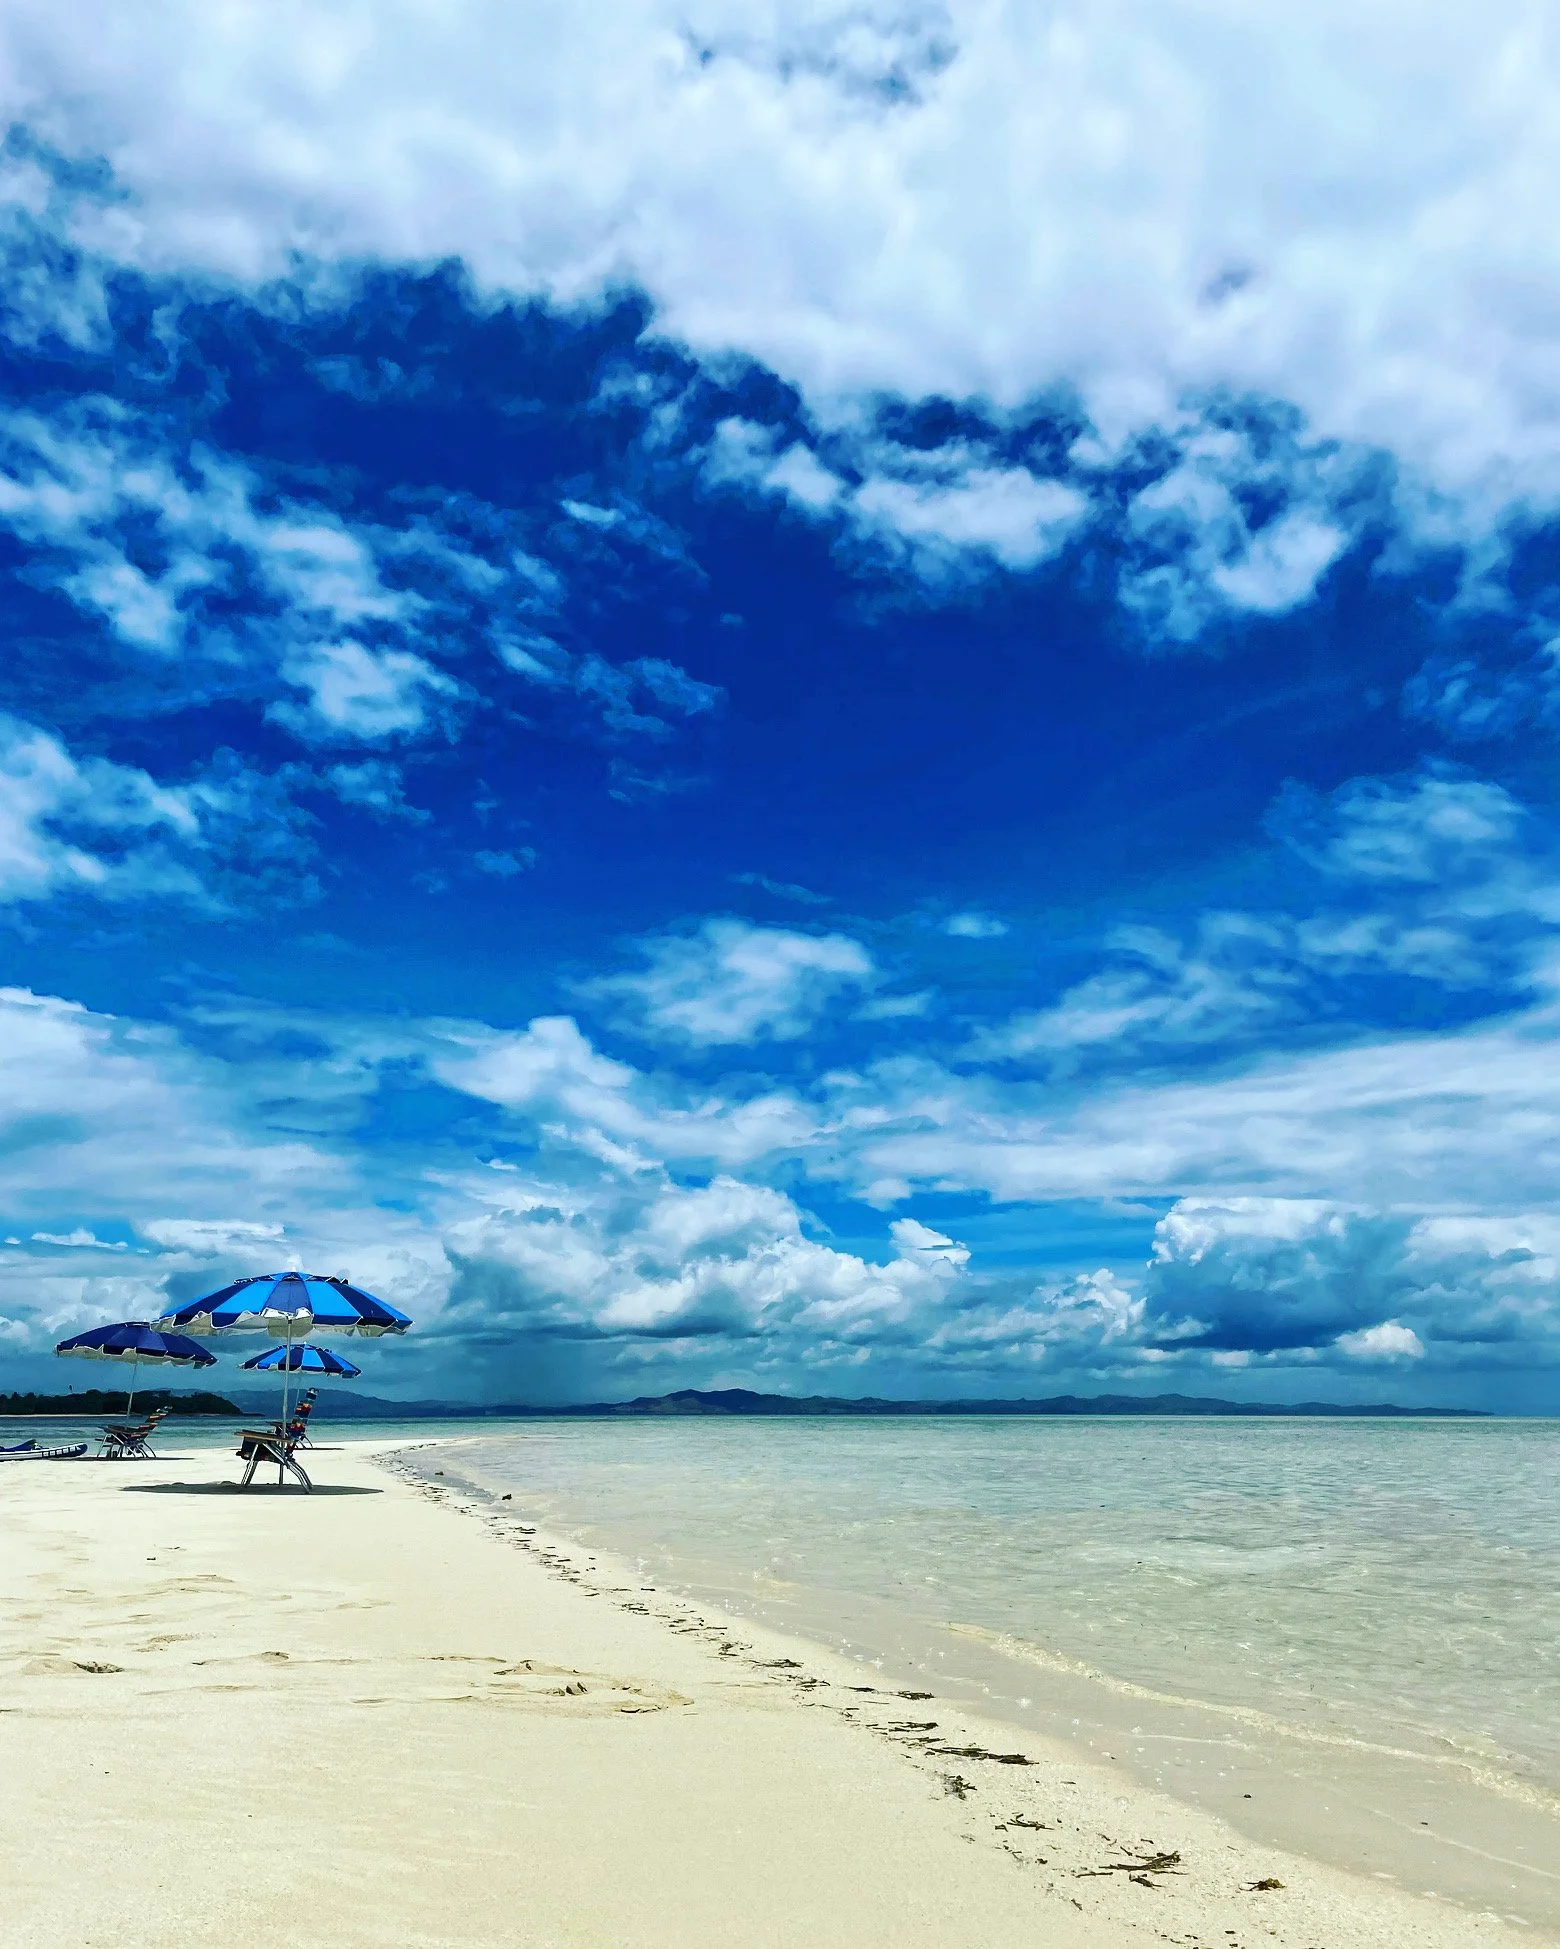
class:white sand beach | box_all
[0,1437,1544,1949]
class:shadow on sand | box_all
[120,1479,383,1496]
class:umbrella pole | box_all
[126,1352,139,1420]
[280,1320,293,1483]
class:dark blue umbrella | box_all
[241,1343,362,1378]
[55,1322,217,1417]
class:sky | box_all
[3,2,1560,1409]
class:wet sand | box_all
[0,1436,1543,1948]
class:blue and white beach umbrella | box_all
[158,1271,410,1431]
[54,1322,217,1417]
[240,1343,362,1378]
[158,1271,411,1339]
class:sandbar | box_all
[0,1436,1542,1947]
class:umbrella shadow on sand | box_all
[120,1480,383,1496]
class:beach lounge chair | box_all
[236,1426,312,1492]
[99,1404,171,1460]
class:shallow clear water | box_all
[449,1416,1560,1803]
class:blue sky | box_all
[3,3,1560,1407]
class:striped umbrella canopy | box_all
[157,1271,411,1339]
[240,1343,362,1378]
[55,1321,216,1418]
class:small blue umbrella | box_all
[55,1322,217,1418]
[241,1343,362,1378]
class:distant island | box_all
[0,1388,241,1417]
[567,1388,1488,1419]
[232,1385,1486,1420]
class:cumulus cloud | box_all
[584,918,876,1044]
[440,1167,972,1349]
[1113,415,1361,641]
[0,987,454,1359]
[1336,1320,1424,1361]
[7,0,1560,539]
[7,967,1560,1387]
[920,1268,1145,1372]
[423,1012,818,1169]
[1143,1197,1557,1365]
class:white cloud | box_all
[706,418,1084,578]
[428,1012,819,1170]
[7,968,1560,1382]
[270,640,459,743]
[585,918,876,1044]
[0,400,716,767]
[972,918,1294,1065]
[851,465,1086,570]
[943,911,1006,939]
[473,849,536,877]
[831,981,1560,1226]
[1210,510,1347,614]
[441,1167,971,1346]
[0,987,457,1357]
[7,1,1560,533]
[0,712,242,905]
[139,1217,286,1255]
[0,404,413,661]
[325,759,430,822]
[1337,1320,1424,1361]
[1144,1196,1556,1363]
[1115,424,1359,640]
[855,989,933,1021]
[920,1268,1145,1371]
[1275,770,1528,887]
[766,441,844,511]
[31,1228,127,1251]
[976,766,1560,1071]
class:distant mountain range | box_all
[225,1384,1485,1419]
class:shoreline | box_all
[426,1430,1560,1938]
[0,1434,1545,1948]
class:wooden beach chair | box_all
[98,1404,171,1460]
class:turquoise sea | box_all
[435,1414,1560,1929]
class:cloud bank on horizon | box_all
[2,1,1560,1406]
